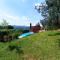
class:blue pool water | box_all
[18,32,34,38]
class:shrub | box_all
[22,30,29,33]
[0,29,28,42]
[8,42,24,54]
[0,29,24,42]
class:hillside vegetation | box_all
[0,31,60,60]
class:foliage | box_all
[0,25,14,29]
[7,25,14,29]
[46,0,60,26]
[35,0,60,29]
[0,29,24,42]
[0,19,29,42]
[22,30,29,33]
[0,19,14,29]
[0,19,9,29]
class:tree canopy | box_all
[35,0,60,29]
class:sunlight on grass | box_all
[0,31,60,60]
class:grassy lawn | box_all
[0,31,60,60]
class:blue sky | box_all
[0,0,45,26]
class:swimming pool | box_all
[18,32,34,38]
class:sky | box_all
[0,0,45,26]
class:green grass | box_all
[0,31,60,60]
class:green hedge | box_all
[0,29,24,42]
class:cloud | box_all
[0,12,31,26]
[0,12,41,26]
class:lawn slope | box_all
[0,31,60,60]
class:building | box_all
[30,23,43,33]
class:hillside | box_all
[13,25,30,30]
[0,31,60,60]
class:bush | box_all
[22,30,29,33]
[0,29,29,42]
[8,42,24,54]
[0,31,9,42]
[7,25,14,29]
[0,29,24,42]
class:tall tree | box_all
[35,0,60,28]
[46,0,60,26]
[35,3,49,27]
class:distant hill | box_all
[13,25,30,30]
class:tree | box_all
[35,3,49,29]
[30,23,32,29]
[35,3,48,19]
[1,19,9,29]
[35,0,60,29]
[7,25,14,29]
[46,0,60,26]
[1,19,8,26]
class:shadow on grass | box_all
[57,39,60,47]
[8,45,24,54]
[48,32,60,36]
